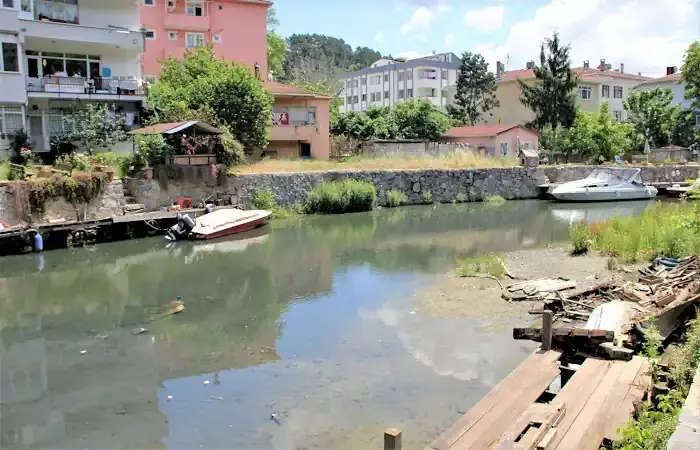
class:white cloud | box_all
[444,32,455,49]
[397,50,424,60]
[490,0,696,77]
[375,31,385,43]
[464,6,505,34]
[401,6,435,35]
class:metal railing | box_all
[27,76,144,96]
[36,0,79,24]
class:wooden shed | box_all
[519,148,539,167]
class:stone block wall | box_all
[543,165,700,184]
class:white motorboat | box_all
[166,207,271,241]
[550,168,658,202]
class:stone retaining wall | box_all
[543,165,700,184]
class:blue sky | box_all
[274,0,699,76]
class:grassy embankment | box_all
[232,153,518,174]
[571,202,700,262]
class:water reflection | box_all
[0,200,651,449]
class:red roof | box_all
[636,72,683,86]
[498,67,651,83]
[445,124,533,138]
[263,81,331,99]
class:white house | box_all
[341,52,461,113]
[633,70,691,110]
[0,0,145,155]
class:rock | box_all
[412,182,421,193]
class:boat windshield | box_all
[584,168,642,184]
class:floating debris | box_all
[80,350,87,355]
[204,380,210,385]
[132,327,149,335]
[210,396,224,401]
[167,395,173,401]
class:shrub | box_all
[135,134,173,165]
[54,153,92,172]
[570,224,593,255]
[484,195,506,205]
[456,254,506,279]
[385,189,407,207]
[304,179,376,214]
[422,191,433,204]
[250,187,277,210]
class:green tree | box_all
[267,7,286,80]
[390,100,451,141]
[671,110,699,148]
[681,41,700,112]
[448,52,499,125]
[556,105,632,161]
[62,103,127,154]
[148,46,274,154]
[624,87,679,148]
[351,46,382,70]
[519,32,578,133]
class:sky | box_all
[274,0,700,77]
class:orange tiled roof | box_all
[636,72,683,86]
[263,81,331,99]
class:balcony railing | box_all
[36,0,79,24]
[272,110,316,126]
[27,76,144,96]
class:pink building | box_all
[444,125,539,157]
[140,0,269,79]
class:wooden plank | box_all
[540,357,612,450]
[494,404,566,450]
[603,358,651,442]
[542,311,553,351]
[554,357,643,450]
[428,350,561,450]
[384,428,402,450]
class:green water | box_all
[0,200,653,449]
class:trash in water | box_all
[149,299,185,322]
[80,350,87,355]
[210,396,224,401]
[204,380,210,385]
[132,327,149,335]
[270,413,282,425]
[94,334,108,340]
[167,395,173,401]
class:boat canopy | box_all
[584,168,643,184]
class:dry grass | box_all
[231,154,519,174]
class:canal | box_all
[0,200,653,449]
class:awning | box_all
[128,121,223,135]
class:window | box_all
[353,79,358,88]
[441,69,448,79]
[145,30,156,40]
[500,141,509,156]
[613,110,623,122]
[384,91,389,99]
[168,31,178,40]
[406,70,413,80]
[441,89,448,98]
[186,33,205,48]
[398,71,404,82]
[361,93,366,102]
[384,73,389,82]
[602,85,610,98]
[374,74,382,84]
[143,0,155,5]
[346,96,351,104]
[0,104,24,134]
[398,89,405,99]
[1,0,14,8]
[361,77,366,86]
[352,95,358,104]
[186,0,203,16]
[407,88,413,98]
[580,86,592,100]
[34,52,101,78]
[346,80,351,89]
[1,42,19,72]
[614,86,623,98]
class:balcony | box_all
[270,110,318,141]
[27,76,145,100]
[164,12,210,32]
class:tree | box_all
[351,46,382,70]
[390,100,451,141]
[519,32,578,133]
[61,104,127,154]
[624,87,679,148]
[267,7,286,80]
[681,41,700,112]
[449,52,499,125]
[148,46,274,154]
[553,105,632,162]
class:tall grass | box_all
[249,187,277,210]
[577,202,700,262]
[385,189,408,207]
[231,153,518,174]
[456,254,506,279]
[304,179,376,214]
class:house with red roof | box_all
[443,124,539,157]
[484,60,651,126]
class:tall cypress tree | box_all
[448,52,499,125]
[519,32,578,132]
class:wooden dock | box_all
[426,351,650,450]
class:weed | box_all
[385,189,408,207]
[483,195,506,205]
[250,187,277,210]
[422,191,433,204]
[570,224,593,255]
[456,254,506,279]
[303,179,376,214]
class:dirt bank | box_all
[414,247,626,327]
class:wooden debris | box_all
[513,327,614,346]
[503,278,577,301]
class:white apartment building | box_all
[633,68,690,110]
[341,52,461,113]
[0,0,145,154]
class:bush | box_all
[54,153,92,172]
[570,224,593,255]
[135,134,173,165]
[304,179,376,214]
[250,187,277,210]
[385,189,407,207]
[456,254,506,279]
[422,191,433,204]
[484,195,506,205]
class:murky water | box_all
[0,200,654,449]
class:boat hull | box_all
[551,187,658,202]
[190,216,267,240]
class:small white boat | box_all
[166,207,271,241]
[551,168,658,202]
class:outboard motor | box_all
[205,204,215,215]
[165,213,196,241]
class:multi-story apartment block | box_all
[341,53,461,113]
[633,67,690,110]
[486,60,650,126]
[140,0,269,80]
[0,0,145,154]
